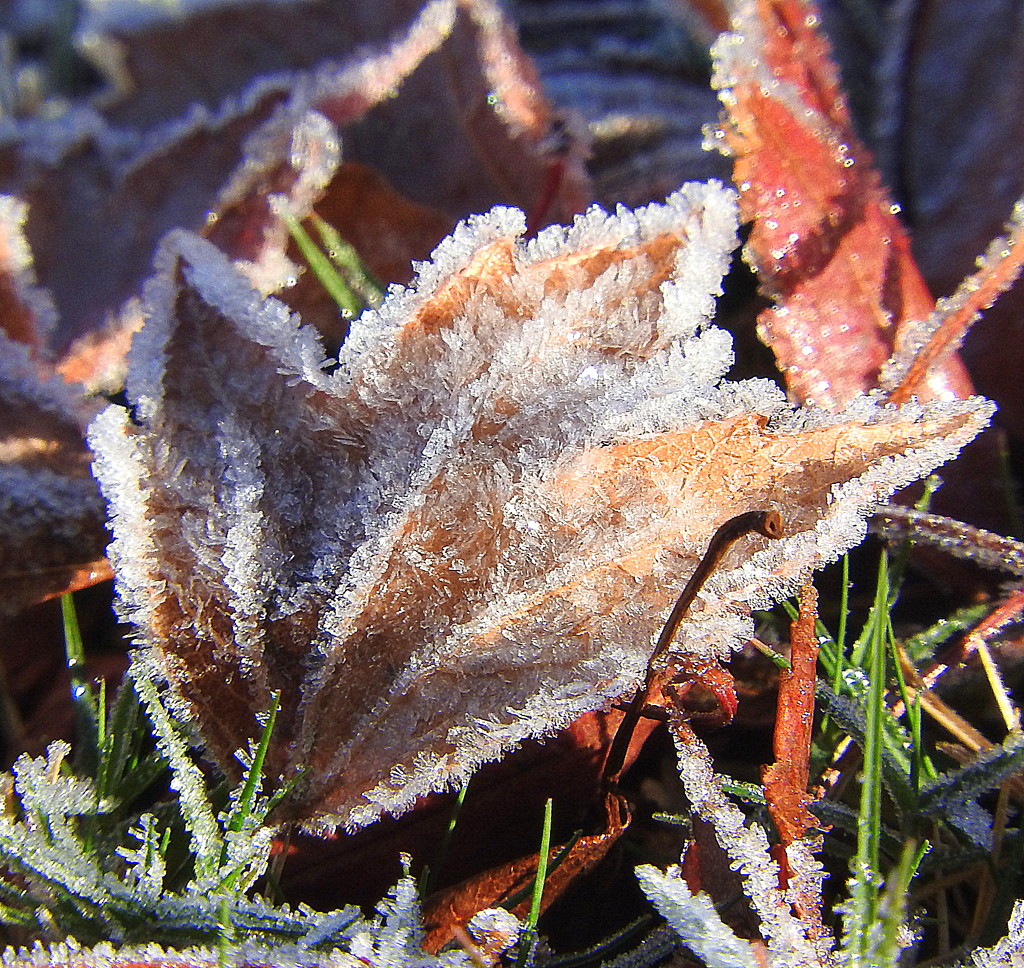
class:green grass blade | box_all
[836,553,851,663]
[517,798,553,968]
[904,603,991,664]
[420,778,470,896]
[130,656,224,884]
[61,594,98,774]
[310,214,385,307]
[96,679,165,807]
[527,798,553,932]
[877,839,928,963]
[284,214,364,318]
[226,692,280,836]
[841,554,890,963]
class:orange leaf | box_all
[422,791,629,953]
[711,0,973,408]
[762,581,819,847]
[90,184,991,832]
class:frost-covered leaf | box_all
[635,864,759,968]
[884,196,1024,405]
[423,790,626,952]
[90,181,991,832]
[0,0,583,611]
[0,194,58,353]
[76,0,440,130]
[710,0,973,408]
[0,0,584,378]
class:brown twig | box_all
[603,509,784,785]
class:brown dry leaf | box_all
[90,181,991,832]
[422,792,629,953]
[0,0,584,611]
[2,0,582,380]
[761,582,823,942]
[305,161,455,283]
[79,0,586,227]
[0,316,109,614]
[762,582,819,849]
[77,0,433,129]
[710,0,974,408]
[0,195,58,353]
[280,708,651,913]
[0,197,107,609]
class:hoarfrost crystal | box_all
[89,181,992,830]
[635,864,758,968]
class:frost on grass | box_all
[635,864,758,968]
[0,873,476,968]
[670,725,831,967]
[89,180,993,831]
[0,665,475,958]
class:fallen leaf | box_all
[1,0,585,377]
[0,329,109,615]
[512,0,731,209]
[280,708,652,913]
[762,581,821,924]
[885,199,1024,406]
[77,0,433,129]
[0,0,585,613]
[710,0,974,408]
[422,792,629,953]
[90,182,990,832]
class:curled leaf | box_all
[90,183,991,831]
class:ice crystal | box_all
[0,662,442,956]
[882,196,1024,396]
[635,864,758,968]
[970,900,1024,967]
[872,505,1024,577]
[89,180,992,831]
[670,726,830,967]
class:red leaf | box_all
[711,0,973,408]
